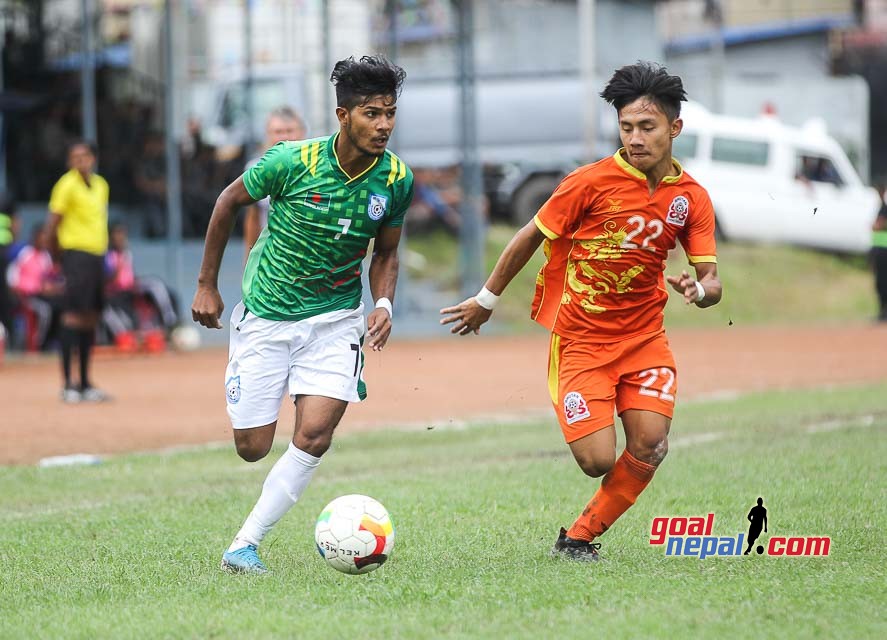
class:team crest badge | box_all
[564,391,591,425]
[226,376,241,404]
[368,193,388,220]
[666,195,690,226]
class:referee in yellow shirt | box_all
[45,141,110,402]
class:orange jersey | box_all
[532,150,717,342]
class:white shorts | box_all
[224,301,367,430]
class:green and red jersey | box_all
[242,135,414,321]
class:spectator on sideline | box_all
[0,196,16,342]
[243,106,307,259]
[103,222,180,348]
[45,141,110,402]
[6,224,62,350]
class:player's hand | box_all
[439,297,493,336]
[367,307,392,351]
[666,270,699,305]
[191,284,224,329]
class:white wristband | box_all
[375,297,393,317]
[693,281,705,303]
[475,287,500,310]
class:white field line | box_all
[805,414,877,433]
[669,432,726,449]
[8,414,881,522]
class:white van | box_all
[674,102,880,254]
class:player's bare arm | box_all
[367,223,401,351]
[666,262,722,308]
[440,220,546,335]
[192,177,256,329]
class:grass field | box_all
[1,383,884,639]
[407,226,879,330]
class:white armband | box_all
[475,287,500,310]
[375,297,393,317]
[694,281,705,303]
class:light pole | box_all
[163,0,184,303]
[80,0,97,143]
[578,0,596,161]
[455,0,485,299]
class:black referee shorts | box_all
[61,249,105,314]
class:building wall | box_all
[667,32,832,91]
[725,0,855,26]
[659,0,856,40]
[383,0,661,80]
[867,0,887,27]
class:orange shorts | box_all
[548,330,677,443]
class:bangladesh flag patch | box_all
[304,192,331,212]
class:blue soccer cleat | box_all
[221,545,268,574]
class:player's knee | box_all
[652,438,669,464]
[294,431,333,458]
[233,426,275,462]
[235,440,272,462]
[576,453,616,478]
[631,437,669,466]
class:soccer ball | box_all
[170,325,201,351]
[314,494,394,575]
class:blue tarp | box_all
[47,42,131,71]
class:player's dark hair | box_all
[68,139,97,156]
[330,55,406,110]
[600,61,687,121]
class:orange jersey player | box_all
[441,61,722,562]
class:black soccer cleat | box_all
[550,527,601,562]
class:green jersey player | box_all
[191,55,413,574]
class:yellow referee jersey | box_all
[49,169,109,256]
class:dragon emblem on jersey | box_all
[368,193,388,220]
[226,376,241,405]
[667,195,689,226]
[562,221,646,313]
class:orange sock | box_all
[567,450,657,541]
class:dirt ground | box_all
[2,324,886,465]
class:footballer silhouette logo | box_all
[744,497,768,555]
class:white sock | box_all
[227,443,321,552]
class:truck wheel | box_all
[510,175,563,225]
